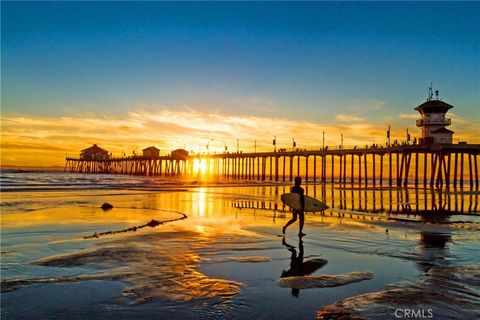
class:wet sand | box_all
[1,184,479,319]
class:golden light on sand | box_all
[195,225,206,233]
[198,188,207,217]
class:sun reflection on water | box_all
[198,187,206,217]
[195,225,206,233]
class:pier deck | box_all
[65,144,480,188]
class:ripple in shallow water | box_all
[278,271,373,289]
[317,264,480,320]
[1,229,273,305]
[226,256,272,263]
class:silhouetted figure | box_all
[283,176,306,236]
[281,237,327,297]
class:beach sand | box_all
[1,184,479,319]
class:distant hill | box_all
[0,165,64,172]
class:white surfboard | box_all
[281,193,329,212]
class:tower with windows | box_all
[415,87,454,144]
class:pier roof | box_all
[431,127,454,134]
[81,144,108,154]
[143,146,160,151]
[415,100,453,114]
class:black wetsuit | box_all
[282,184,306,236]
[291,185,305,211]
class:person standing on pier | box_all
[283,176,306,236]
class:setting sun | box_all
[193,158,208,175]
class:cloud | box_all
[332,99,388,124]
[447,112,480,143]
[348,99,386,113]
[1,105,479,166]
[335,114,365,122]
[244,96,285,114]
[449,112,480,125]
[399,114,418,119]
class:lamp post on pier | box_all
[206,138,214,154]
[387,125,391,147]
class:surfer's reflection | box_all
[280,237,327,297]
[417,231,452,272]
[420,232,451,249]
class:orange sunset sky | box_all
[1,2,479,167]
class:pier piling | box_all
[65,145,479,189]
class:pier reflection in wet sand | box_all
[233,183,478,218]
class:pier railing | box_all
[65,144,480,189]
[416,118,451,126]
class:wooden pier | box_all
[65,144,480,188]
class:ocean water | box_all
[0,170,181,191]
[1,171,479,319]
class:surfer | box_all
[283,176,306,236]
